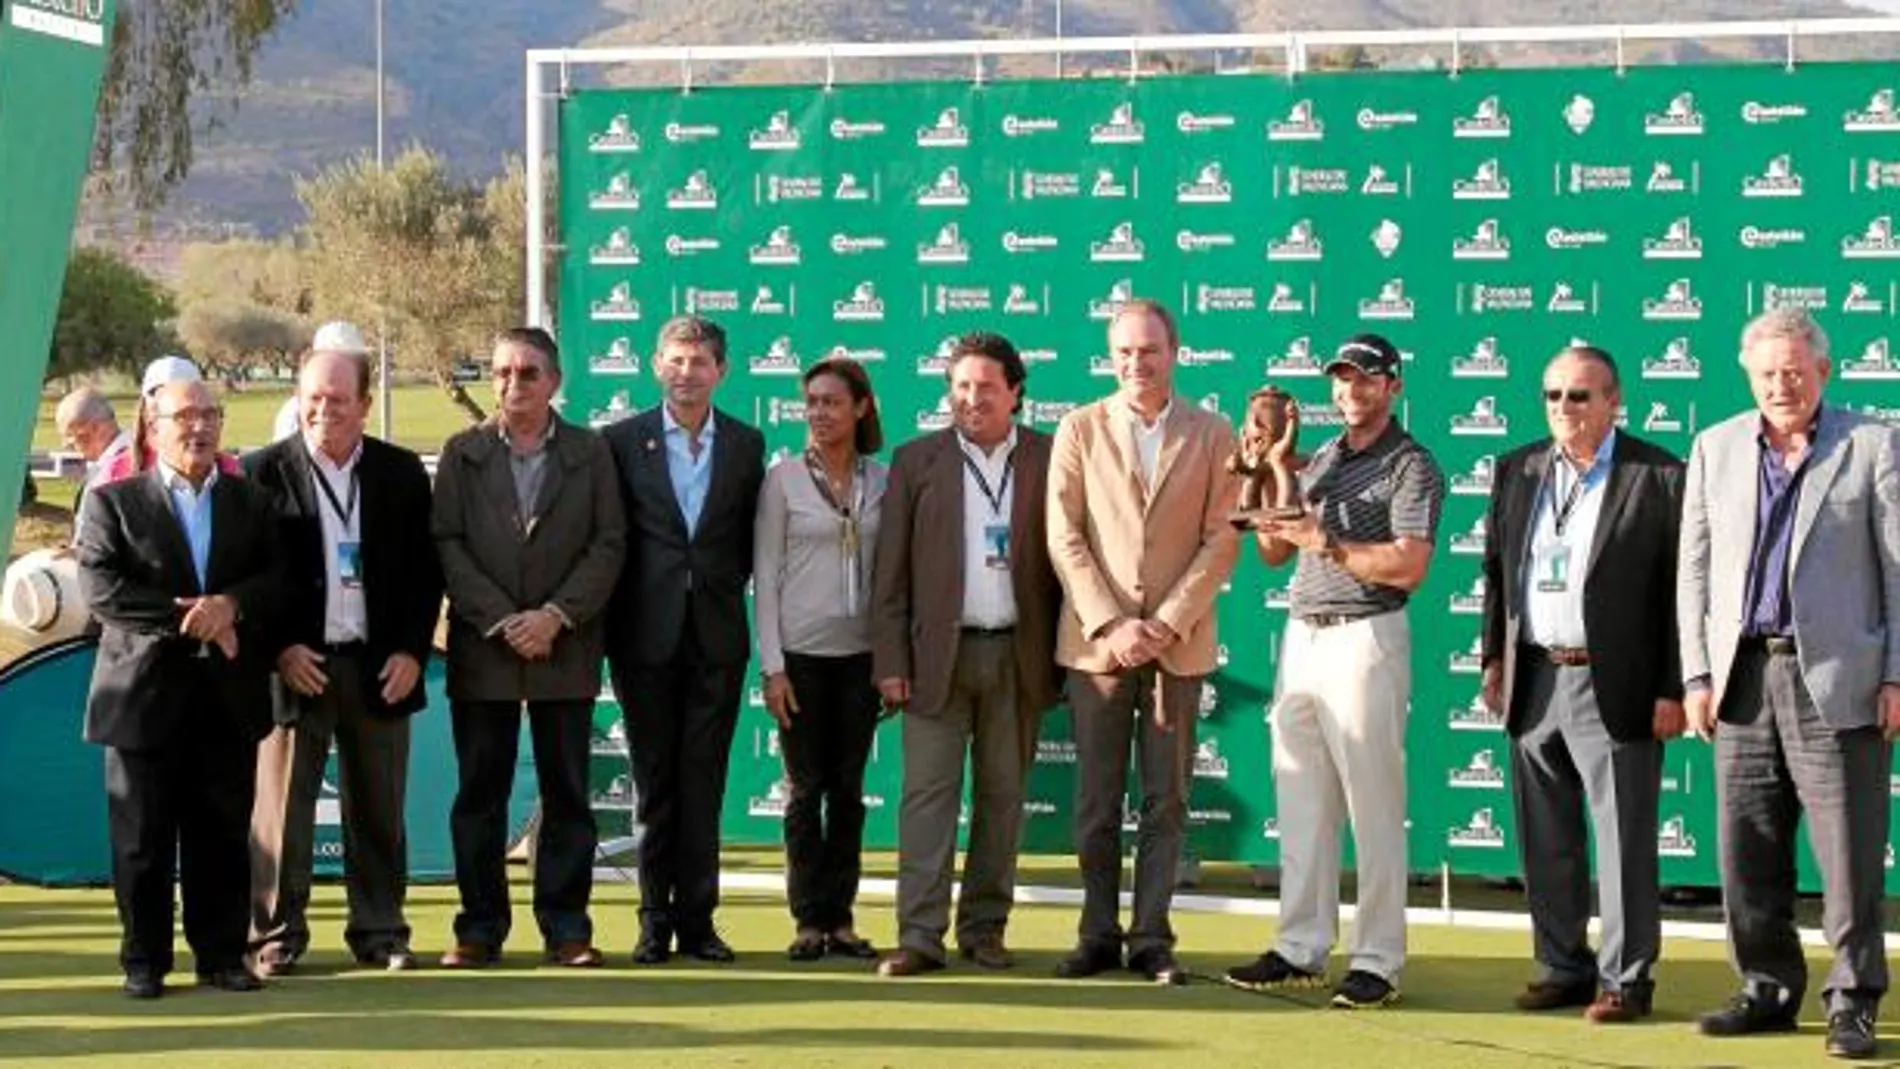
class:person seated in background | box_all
[54,387,130,493]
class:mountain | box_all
[134,0,1894,238]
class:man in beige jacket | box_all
[1046,298,1239,985]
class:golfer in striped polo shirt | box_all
[1225,332,1445,1010]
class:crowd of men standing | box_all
[60,299,1896,1059]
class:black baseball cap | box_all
[1324,333,1402,379]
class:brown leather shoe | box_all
[1515,980,1596,1012]
[876,949,946,978]
[1584,991,1652,1023]
[545,941,605,968]
[959,939,1014,970]
[438,942,499,969]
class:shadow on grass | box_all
[0,973,1179,1059]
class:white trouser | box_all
[1269,609,1412,982]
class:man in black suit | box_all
[77,378,285,999]
[605,314,766,964]
[1480,345,1685,1023]
[243,339,443,975]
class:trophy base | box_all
[1228,506,1306,531]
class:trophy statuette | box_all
[1227,386,1304,529]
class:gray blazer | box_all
[1678,403,1900,729]
[433,414,628,702]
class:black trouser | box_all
[779,650,879,932]
[448,699,596,949]
[105,729,257,978]
[615,656,745,944]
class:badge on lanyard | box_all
[1534,541,1570,594]
[338,541,364,589]
[983,523,1011,570]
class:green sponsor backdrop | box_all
[556,64,1900,889]
[0,0,118,562]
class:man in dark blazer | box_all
[433,327,626,969]
[1480,345,1685,1024]
[77,378,285,999]
[870,331,1062,977]
[604,314,766,964]
[242,339,443,974]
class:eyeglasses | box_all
[492,365,544,383]
[1542,388,1593,404]
[154,406,225,426]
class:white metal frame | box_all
[524,16,1900,327]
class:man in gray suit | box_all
[1679,307,1900,1060]
[1481,345,1685,1023]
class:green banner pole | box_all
[0,0,118,562]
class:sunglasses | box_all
[1542,388,1593,404]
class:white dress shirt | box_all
[958,427,1018,629]
[307,437,368,644]
[1130,400,1173,487]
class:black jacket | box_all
[1481,431,1686,742]
[77,468,285,749]
[243,435,443,718]
[603,406,765,668]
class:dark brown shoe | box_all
[959,939,1014,970]
[876,949,946,978]
[1584,991,1652,1024]
[439,942,499,969]
[545,941,605,968]
[1515,980,1596,1012]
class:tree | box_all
[172,238,312,376]
[296,147,530,424]
[175,239,311,317]
[46,246,174,382]
[174,299,304,379]
[94,0,298,209]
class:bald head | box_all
[151,380,223,483]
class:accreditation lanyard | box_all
[310,451,363,589]
[1532,452,1591,594]
[962,443,1015,571]
[804,449,867,615]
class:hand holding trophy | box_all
[1227,386,1305,530]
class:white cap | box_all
[312,320,371,355]
[139,355,202,397]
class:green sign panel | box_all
[557,63,1900,889]
[0,0,117,562]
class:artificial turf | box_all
[0,865,1883,1068]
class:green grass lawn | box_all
[29,384,479,456]
[0,859,1881,1068]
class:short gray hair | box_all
[55,387,115,429]
[655,314,728,366]
[1740,306,1830,362]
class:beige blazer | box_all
[1047,395,1240,675]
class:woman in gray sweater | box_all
[753,357,889,961]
